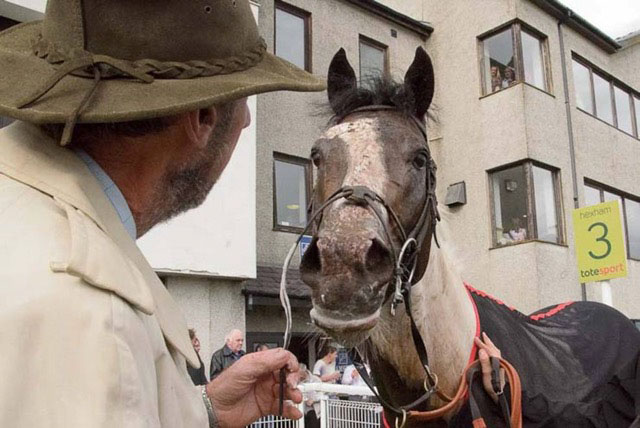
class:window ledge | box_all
[576,107,640,141]
[479,81,553,100]
[489,239,568,251]
[273,226,305,234]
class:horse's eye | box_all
[412,152,428,169]
[311,149,321,167]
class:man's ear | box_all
[184,107,217,149]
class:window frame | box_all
[584,180,640,261]
[358,34,389,82]
[572,54,640,140]
[272,152,313,234]
[488,160,565,248]
[274,0,312,72]
[478,20,553,97]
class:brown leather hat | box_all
[0,0,325,140]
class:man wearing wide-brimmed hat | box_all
[0,0,324,427]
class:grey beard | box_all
[137,156,216,236]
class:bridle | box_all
[278,105,444,419]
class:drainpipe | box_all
[557,13,586,301]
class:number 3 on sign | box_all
[573,200,627,282]
[587,222,611,260]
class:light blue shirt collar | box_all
[75,149,137,239]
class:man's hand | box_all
[206,348,302,427]
[474,332,505,403]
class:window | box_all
[480,22,550,95]
[359,36,387,85]
[273,153,311,232]
[490,162,563,247]
[572,57,640,138]
[593,73,614,125]
[614,86,634,135]
[572,60,593,113]
[274,1,311,71]
[584,182,640,260]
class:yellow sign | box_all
[573,200,627,282]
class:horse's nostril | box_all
[300,237,321,283]
[365,238,392,276]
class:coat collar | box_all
[0,121,199,367]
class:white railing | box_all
[248,383,382,428]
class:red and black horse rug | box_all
[450,284,640,427]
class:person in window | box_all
[490,66,503,93]
[508,217,527,242]
[502,66,516,88]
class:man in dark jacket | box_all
[210,329,246,379]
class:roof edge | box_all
[528,0,621,53]
[341,0,433,39]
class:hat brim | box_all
[0,22,326,123]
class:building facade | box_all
[417,0,639,317]
[1,0,638,373]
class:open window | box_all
[479,22,551,96]
[490,161,563,247]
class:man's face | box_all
[153,98,251,226]
[228,331,244,353]
[327,350,337,363]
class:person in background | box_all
[210,329,246,380]
[298,364,321,428]
[187,329,208,386]
[508,217,527,242]
[256,343,270,352]
[490,66,503,93]
[502,66,516,88]
[313,346,341,383]
[341,364,367,388]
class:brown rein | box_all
[400,357,522,428]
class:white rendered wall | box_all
[0,0,45,21]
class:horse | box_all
[298,47,640,427]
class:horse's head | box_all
[300,47,438,346]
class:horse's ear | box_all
[404,46,434,119]
[328,48,357,114]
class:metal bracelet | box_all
[201,385,219,428]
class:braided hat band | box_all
[16,34,268,146]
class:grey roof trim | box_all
[528,0,621,53]
[617,30,640,49]
[341,0,433,39]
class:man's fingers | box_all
[478,349,498,402]
[235,348,299,380]
[271,384,302,404]
[482,332,501,357]
[475,333,501,358]
[270,401,302,420]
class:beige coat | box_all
[0,122,208,427]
